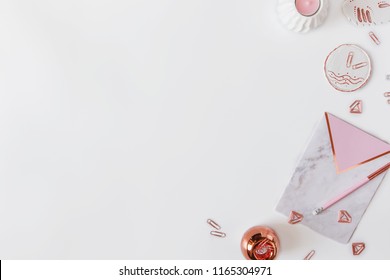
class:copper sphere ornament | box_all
[241,226,280,260]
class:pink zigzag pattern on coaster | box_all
[325,113,390,172]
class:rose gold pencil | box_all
[313,162,390,215]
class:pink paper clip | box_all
[207,219,221,230]
[303,250,315,260]
[210,231,226,238]
[369,32,380,45]
[352,62,368,70]
[346,52,354,68]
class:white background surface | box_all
[1,0,389,259]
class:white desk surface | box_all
[1,0,389,259]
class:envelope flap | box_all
[325,112,390,172]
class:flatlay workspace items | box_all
[276,112,390,243]
[277,0,329,33]
[342,0,390,25]
[324,44,371,92]
[241,226,280,260]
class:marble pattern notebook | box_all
[276,112,390,243]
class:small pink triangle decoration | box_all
[326,113,390,172]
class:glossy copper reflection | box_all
[241,226,280,260]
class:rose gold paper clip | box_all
[369,32,380,45]
[346,52,354,68]
[352,62,368,70]
[303,250,315,260]
[207,219,221,230]
[210,231,226,238]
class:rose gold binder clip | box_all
[288,211,304,224]
[352,242,365,255]
[346,52,354,68]
[210,231,226,238]
[350,100,363,114]
[385,92,390,97]
[338,210,352,223]
[369,32,380,45]
[303,250,315,260]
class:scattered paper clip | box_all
[384,92,390,97]
[288,211,304,224]
[386,74,390,80]
[352,242,365,255]
[207,219,221,230]
[303,250,316,260]
[210,231,226,238]
[346,52,354,68]
[352,62,368,70]
[369,32,380,45]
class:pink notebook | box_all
[276,112,390,243]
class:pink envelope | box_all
[276,112,390,243]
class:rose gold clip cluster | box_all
[288,211,304,224]
[356,7,372,23]
[207,219,226,238]
[352,242,365,255]
[350,100,363,114]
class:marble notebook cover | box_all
[276,112,390,243]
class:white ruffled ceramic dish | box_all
[277,0,329,33]
[342,0,390,25]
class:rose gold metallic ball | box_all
[241,226,280,260]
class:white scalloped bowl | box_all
[277,0,329,33]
